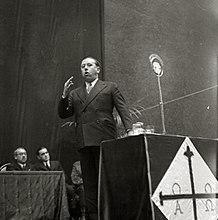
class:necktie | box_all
[46,162,50,170]
[86,82,92,94]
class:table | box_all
[0,171,70,220]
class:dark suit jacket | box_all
[32,160,63,171]
[32,160,75,196]
[6,162,31,171]
[58,80,132,147]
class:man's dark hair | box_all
[36,147,47,156]
[82,56,101,69]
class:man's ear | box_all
[97,66,100,73]
[37,155,40,160]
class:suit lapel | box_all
[41,162,49,171]
[50,161,54,171]
[75,85,87,103]
[16,163,23,171]
[82,80,107,111]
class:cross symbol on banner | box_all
[159,145,218,220]
[151,137,218,220]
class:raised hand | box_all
[62,76,74,98]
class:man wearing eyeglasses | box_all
[6,147,31,171]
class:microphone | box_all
[149,54,166,134]
[149,54,163,76]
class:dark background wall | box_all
[0,0,103,175]
[0,0,217,175]
[103,0,218,138]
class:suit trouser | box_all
[79,146,100,220]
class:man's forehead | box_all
[39,148,47,153]
[15,148,26,154]
[81,58,96,65]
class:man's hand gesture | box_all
[62,76,74,98]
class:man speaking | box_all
[58,57,133,220]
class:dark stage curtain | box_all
[0,0,103,170]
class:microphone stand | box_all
[149,54,167,134]
[157,74,166,134]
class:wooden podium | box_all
[99,134,218,220]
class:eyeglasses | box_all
[16,152,27,156]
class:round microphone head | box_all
[149,54,163,65]
[149,54,164,76]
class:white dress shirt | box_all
[85,78,98,93]
[44,161,50,168]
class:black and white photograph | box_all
[0,0,217,219]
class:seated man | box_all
[32,147,62,171]
[6,147,31,171]
[32,147,77,218]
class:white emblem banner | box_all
[151,137,218,220]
